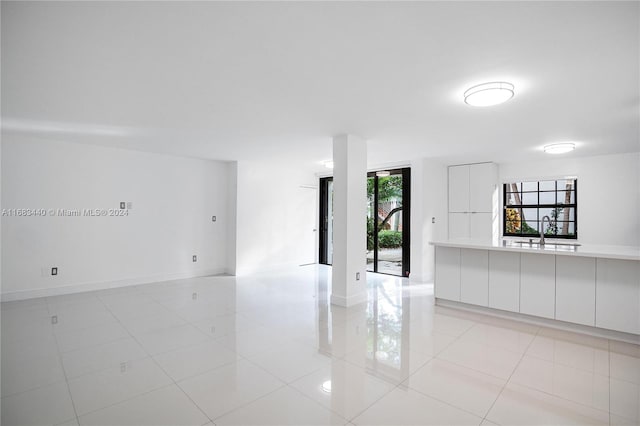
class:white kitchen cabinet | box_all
[469,163,497,213]
[448,163,496,240]
[556,256,596,326]
[520,253,556,319]
[448,165,470,213]
[435,246,461,301]
[470,212,493,240]
[449,213,469,240]
[460,249,489,306]
[449,212,492,240]
[489,251,520,312]
[596,259,640,335]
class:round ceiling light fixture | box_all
[544,142,576,154]
[464,82,515,107]
[321,380,332,393]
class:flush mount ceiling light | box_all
[464,82,515,107]
[321,380,332,393]
[376,170,391,177]
[544,142,576,154]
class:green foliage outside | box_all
[367,176,403,201]
[378,230,403,248]
[367,176,403,250]
[367,217,375,251]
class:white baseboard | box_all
[330,291,368,307]
[1,268,227,302]
[436,298,640,345]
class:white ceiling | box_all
[2,1,639,171]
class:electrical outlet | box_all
[192,255,197,262]
[192,292,198,300]
[356,272,360,280]
[432,217,436,224]
[212,215,217,222]
[51,267,58,276]
[51,315,58,324]
[120,202,126,209]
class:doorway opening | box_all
[319,168,410,277]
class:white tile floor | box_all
[1,265,639,425]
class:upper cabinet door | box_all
[448,165,470,212]
[469,163,497,213]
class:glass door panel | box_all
[367,176,376,272]
[375,174,403,275]
[319,168,410,277]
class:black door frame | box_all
[318,177,331,265]
[318,168,411,277]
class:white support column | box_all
[331,134,367,307]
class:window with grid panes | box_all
[503,179,577,239]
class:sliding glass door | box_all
[320,168,410,277]
[319,178,334,265]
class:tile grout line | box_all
[395,319,505,424]
[608,338,612,426]
[482,326,614,423]
[96,292,216,425]
[479,323,542,423]
[346,315,485,423]
[46,297,81,426]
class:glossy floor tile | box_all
[178,359,284,420]
[290,358,396,419]
[77,385,209,426]
[2,265,639,425]
[352,387,482,425]
[152,339,239,381]
[401,358,505,418]
[1,381,76,426]
[215,386,347,425]
[67,357,172,416]
[485,382,610,425]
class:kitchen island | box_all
[431,239,640,340]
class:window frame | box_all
[502,179,578,240]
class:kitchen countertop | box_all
[430,239,640,261]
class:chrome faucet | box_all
[540,215,551,245]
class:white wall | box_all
[234,159,317,275]
[410,158,448,283]
[226,161,238,276]
[499,152,640,247]
[1,136,232,300]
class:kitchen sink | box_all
[504,240,581,247]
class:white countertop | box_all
[430,239,640,261]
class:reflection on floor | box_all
[366,248,402,275]
[1,265,638,425]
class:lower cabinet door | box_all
[596,258,640,334]
[469,212,493,240]
[448,213,470,240]
[520,253,556,319]
[556,256,596,326]
[435,246,461,301]
[460,249,489,306]
[489,251,520,312]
